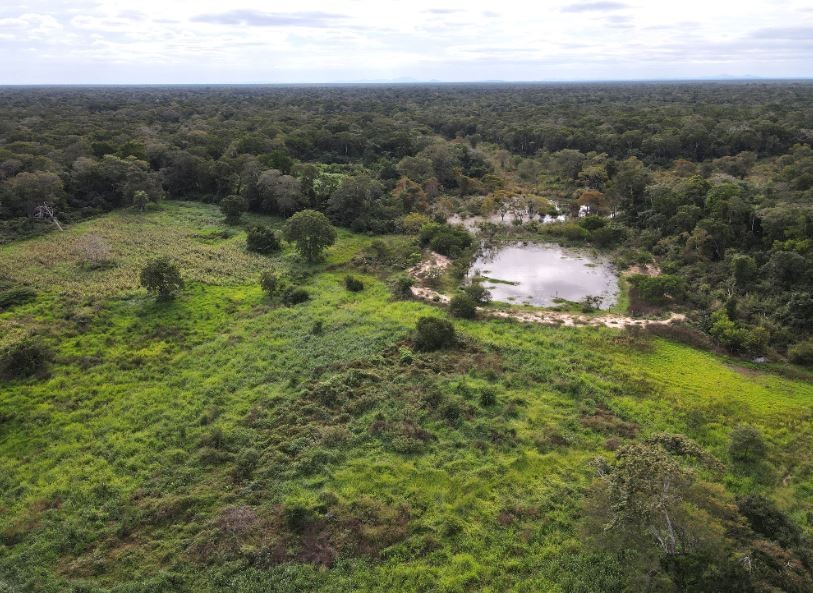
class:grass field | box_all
[1,202,811,592]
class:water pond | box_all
[469,242,619,308]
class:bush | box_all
[419,223,473,257]
[139,257,183,300]
[628,274,686,305]
[449,293,477,319]
[479,388,497,407]
[392,275,414,299]
[0,340,49,380]
[400,212,432,234]
[344,275,364,292]
[788,340,813,366]
[737,494,800,547]
[282,287,310,305]
[0,286,36,310]
[591,224,627,247]
[729,424,766,464]
[709,310,769,355]
[463,280,491,304]
[259,271,282,297]
[246,225,281,254]
[579,215,606,231]
[220,194,247,224]
[234,447,260,481]
[414,317,455,351]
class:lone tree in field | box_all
[283,209,336,262]
[220,194,247,225]
[140,257,183,300]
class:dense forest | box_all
[1,83,813,593]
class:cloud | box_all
[425,8,461,15]
[562,2,627,12]
[749,26,813,40]
[191,10,348,28]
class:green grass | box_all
[1,202,811,592]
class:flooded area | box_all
[469,242,619,308]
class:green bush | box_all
[392,274,414,299]
[344,275,364,292]
[283,209,336,262]
[419,223,473,257]
[282,287,310,305]
[449,293,477,319]
[729,424,766,464]
[788,340,813,366]
[246,225,281,254]
[414,317,455,351]
[591,224,627,247]
[737,494,800,547]
[0,340,49,380]
[462,280,491,304]
[709,310,768,355]
[0,286,36,310]
[234,447,260,481]
[579,215,606,231]
[628,274,686,305]
[139,257,183,300]
[220,194,247,224]
[259,270,282,298]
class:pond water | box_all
[469,243,619,308]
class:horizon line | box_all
[2,77,813,88]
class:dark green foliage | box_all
[449,293,477,319]
[344,275,364,292]
[462,280,491,304]
[737,494,801,547]
[0,340,49,379]
[418,223,473,257]
[234,448,260,481]
[139,257,183,300]
[259,270,281,298]
[413,317,455,351]
[479,388,496,407]
[788,340,813,365]
[628,274,686,305]
[729,424,766,464]
[0,285,36,310]
[391,274,414,299]
[284,209,336,262]
[282,287,310,306]
[245,225,281,254]
[220,194,247,225]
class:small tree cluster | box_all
[344,275,364,292]
[220,194,247,225]
[283,209,336,262]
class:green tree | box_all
[220,194,247,225]
[140,257,183,300]
[283,209,336,262]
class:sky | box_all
[1,0,812,84]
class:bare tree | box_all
[33,202,63,231]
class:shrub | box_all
[0,340,49,380]
[400,212,432,234]
[737,494,800,547]
[234,448,260,481]
[591,224,627,247]
[709,310,768,355]
[414,317,455,351]
[259,271,282,298]
[479,388,497,407]
[419,223,473,257]
[392,274,414,299]
[628,274,686,305]
[344,275,364,292]
[139,257,183,300]
[579,215,606,231]
[220,194,247,224]
[788,340,813,366]
[449,293,477,319]
[282,287,310,305]
[463,280,491,304]
[729,424,766,464]
[311,320,324,335]
[0,286,36,310]
[246,225,281,254]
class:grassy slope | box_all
[0,202,811,592]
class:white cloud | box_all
[0,0,811,83]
